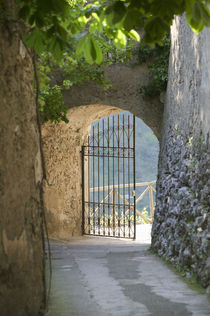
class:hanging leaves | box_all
[113,30,127,49]
[76,35,103,64]
[19,0,210,61]
[186,0,210,32]
[128,30,140,42]
[24,29,47,54]
[17,0,210,124]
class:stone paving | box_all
[45,234,210,316]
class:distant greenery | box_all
[39,85,69,123]
[136,208,152,224]
[139,35,170,98]
[91,112,159,183]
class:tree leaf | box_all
[144,16,169,43]
[105,1,126,26]
[113,30,127,49]
[200,3,210,27]
[84,37,94,64]
[186,1,205,33]
[75,38,85,57]
[78,15,88,27]
[18,5,31,21]
[91,37,103,64]
[128,29,140,42]
[112,1,126,25]
[47,36,63,59]
[69,23,80,35]
[123,8,143,31]
[24,29,46,54]
[57,25,68,40]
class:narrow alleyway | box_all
[46,236,209,316]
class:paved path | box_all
[46,237,209,316]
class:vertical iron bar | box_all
[98,122,100,235]
[133,115,136,240]
[112,115,115,236]
[93,126,95,235]
[108,117,110,236]
[128,115,131,238]
[123,114,125,237]
[88,137,90,234]
[103,119,105,236]
[118,114,120,237]
[81,146,85,235]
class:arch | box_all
[42,103,159,239]
[60,63,164,140]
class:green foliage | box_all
[186,0,210,33]
[37,34,135,122]
[39,85,69,123]
[19,0,86,60]
[16,0,210,122]
[18,0,210,62]
[139,35,170,98]
[136,207,152,224]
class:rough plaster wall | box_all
[0,2,45,315]
[152,16,210,288]
[42,105,120,239]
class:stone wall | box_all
[0,2,45,315]
[152,16,210,289]
[62,62,163,140]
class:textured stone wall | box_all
[0,2,45,315]
[62,62,163,140]
[152,16,210,289]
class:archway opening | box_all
[83,111,159,242]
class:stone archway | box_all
[42,102,160,239]
[42,15,210,287]
[42,61,163,239]
[59,62,164,140]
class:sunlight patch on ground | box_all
[136,224,152,243]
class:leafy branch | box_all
[139,35,170,98]
[16,0,210,122]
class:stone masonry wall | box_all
[0,2,45,315]
[62,62,163,140]
[152,16,210,289]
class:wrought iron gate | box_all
[82,113,136,239]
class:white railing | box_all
[89,181,156,224]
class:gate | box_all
[82,113,136,239]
